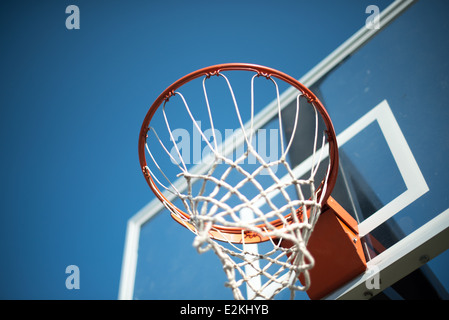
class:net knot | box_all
[164,90,176,102]
[205,70,220,79]
[256,71,271,79]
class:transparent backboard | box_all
[120,0,449,300]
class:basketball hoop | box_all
[138,63,363,300]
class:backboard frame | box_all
[119,0,449,300]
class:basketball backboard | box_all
[120,0,449,300]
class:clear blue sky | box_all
[0,0,394,299]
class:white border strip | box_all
[118,203,160,300]
[325,208,449,300]
[299,0,415,88]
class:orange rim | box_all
[138,63,339,244]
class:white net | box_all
[143,70,330,299]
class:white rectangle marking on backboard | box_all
[254,100,428,237]
[343,100,429,236]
